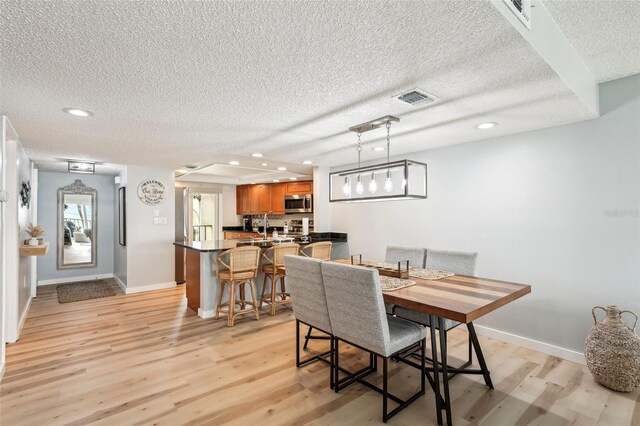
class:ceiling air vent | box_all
[181,164,199,170]
[502,0,531,29]
[394,88,439,107]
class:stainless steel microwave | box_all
[284,194,313,213]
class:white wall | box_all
[120,166,176,293]
[330,74,640,358]
[114,169,127,286]
[3,119,35,343]
[313,166,331,232]
[0,117,8,377]
[36,172,115,284]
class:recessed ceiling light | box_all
[229,160,240,165]
[252,153,263,158]
[373,146,385,152]
[277,167,287,171]
[302,160,312,165]
[261,162,268,166]
[477,122,498,129]
[273,179,280,182]
[63,107,93,117]
[289,177,297,181]
[250,182,256,184]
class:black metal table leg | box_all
[429,315,443,426]
[438,317,453,426]
[296,319,301,366]
[467,322,494,389]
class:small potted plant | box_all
[26,223,45,246]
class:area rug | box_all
[56,280,117,303]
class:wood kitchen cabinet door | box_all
[286,181,313,195]
[236,185,248,215]
[271,183,286,214]
[247,185,259,213]
[257,184,272,213]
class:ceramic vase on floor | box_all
[585,305,640,392]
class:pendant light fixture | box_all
[383,121,393,193]
[329,115,428,203]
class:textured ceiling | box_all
[543,0,640,83]
[0,0,614,173]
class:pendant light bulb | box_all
[368,172,378,193]
[355,175,364,195]
[342,176,351,197]
[384,170,393,193]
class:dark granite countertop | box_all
[174,232,347,252]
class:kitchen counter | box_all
[174,233,348,319]
[174,232,348,253]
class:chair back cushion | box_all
[284,255,332,334]
[228,246,261,272]
[385,246,426,268]
[321,261,390,356]
[426,249,477,276]
[267,243,301,267]
[302,241,333,261]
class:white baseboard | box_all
[17,296,32,335]
[125,281,176,294]
[113,274,127,293]
[474,324,586,365]
[198,308,215,319]
[38,273,115,286]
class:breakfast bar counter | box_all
[174,234,348,319]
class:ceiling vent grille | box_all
[394,88,439,107]
[502,0,531,29]
[181,164,199,170]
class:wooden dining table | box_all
[335,259,531,426]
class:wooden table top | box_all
[334,259,531,323]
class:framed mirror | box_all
[57,179,97,269]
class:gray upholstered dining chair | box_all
[383,245,426,314]
[321,261,426,423]
[284,255,334,388]
[299,241,333,350]
[394,249,478,372]
[385,245,426,268]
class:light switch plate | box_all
[0,190,8,202]
[153,209,160,217]
[160,217,167,224]
[153,217,160,225]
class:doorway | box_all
[190,191,220,242]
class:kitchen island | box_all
[174,233,348,319]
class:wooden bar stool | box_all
[214,246,261,327]
[300,241,333,348]
[300,241,333,261]
[260,243,300,316]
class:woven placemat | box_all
[380,276,416,292]
[56,280,117,303]
[361,262,454,281]
[409,268,454,281]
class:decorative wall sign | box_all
[137,179,166,205]
[20,180,31,208]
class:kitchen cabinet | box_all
[236,181,313,215]
[286,181,313,195]
[257,184,272,213]
[224,231,262,240]
[271,183,286,214]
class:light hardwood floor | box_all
[1,283,638,425]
